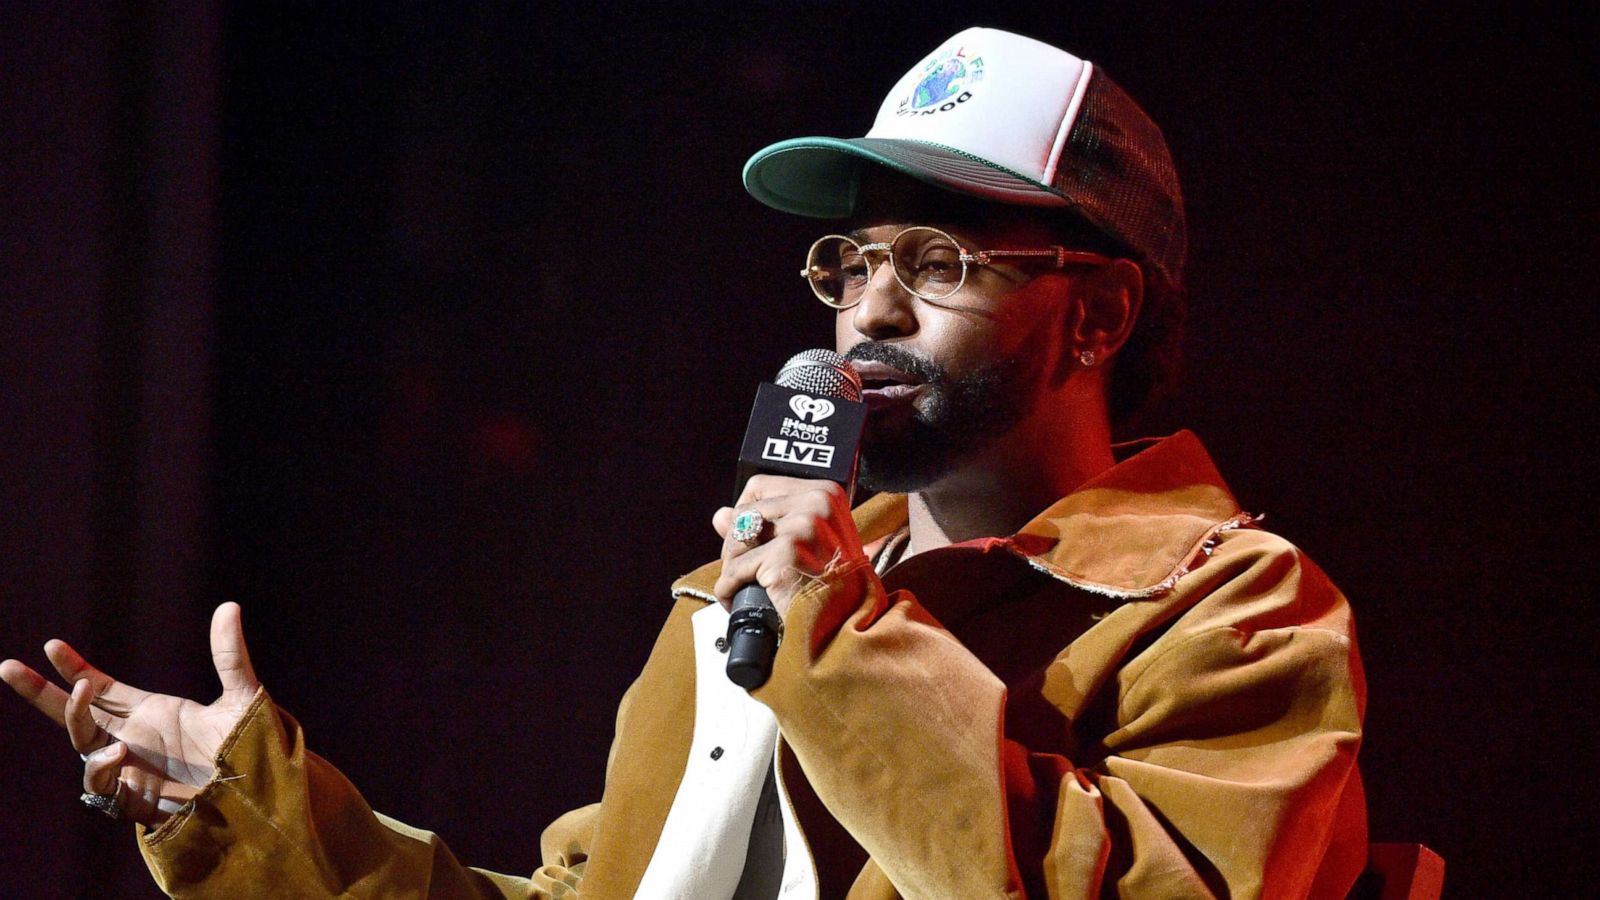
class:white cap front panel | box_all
[864,27,1092,185]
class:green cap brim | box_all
[743,136,1071,219]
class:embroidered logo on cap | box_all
[898,46,985,117]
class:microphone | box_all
[726,349,866,690]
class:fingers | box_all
[717,483,843,553]
[717,476,848,540]
[0,658,71,727]
[210,602,260,699]
[713,499,779,544]
[713,510,846,605]
[712,476,864,612]
[81,740,127,796]
[65,679,111,755]
[715,518,839,586]
[714,541,786,605]
[44,639,149,718]
[733,475,848,510]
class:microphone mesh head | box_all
[775,349,862,402]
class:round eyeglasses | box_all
[801,225,1112,309]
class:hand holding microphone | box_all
[712,474,863,612]
[712,350,866,689]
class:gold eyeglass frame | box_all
[801,225,1112,309]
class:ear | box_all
[1070,259,1144,363]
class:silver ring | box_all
[730,508,766,547]
[79,785,122,820]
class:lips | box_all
[851,360,926,410]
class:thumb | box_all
[210,602,260,699]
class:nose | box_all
[846,259,918,340]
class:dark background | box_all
[2,2,1593,896]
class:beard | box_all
[844,341,1034,493]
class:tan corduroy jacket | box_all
[137,431,1366,898]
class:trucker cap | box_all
[743,27,1188,287]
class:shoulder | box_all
[1161,523,1354,640]
[1101,525,1365,729]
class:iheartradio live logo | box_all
[763,393,838,468]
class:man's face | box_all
[832,179,1078,492]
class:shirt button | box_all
[710,746,724,760]
[715,637,728,653]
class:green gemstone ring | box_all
[730,508,766,546]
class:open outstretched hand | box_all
[0,602,261,827]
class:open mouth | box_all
[852,360,927,409]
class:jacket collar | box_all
[673,430,1253,603]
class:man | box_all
[2,27,1365,898]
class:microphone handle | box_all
[726,583,783,689]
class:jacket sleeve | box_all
[751,528,1365,900]
[137,687,586,898]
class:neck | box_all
[903,394,1116,557]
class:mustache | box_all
[843,342,947,385]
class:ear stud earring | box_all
[1078,350,1097,368]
